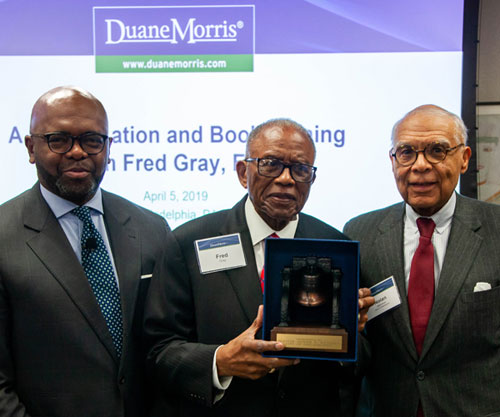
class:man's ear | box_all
[108,136,113,164]
[389,149,397,176]
[460,145,472,173]
[236,160,248,189]
[25,135,36,164]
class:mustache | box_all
[59,162,94,173]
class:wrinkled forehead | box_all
[394,112,457,146]
[250,126,286,149]
[250,126,315,157]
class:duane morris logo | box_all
[93,5,254,73]
[105,18,244,45]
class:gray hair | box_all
[245,118,316,157]
[391,104,468,146]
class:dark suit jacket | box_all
[343,194,500,417]
[145,196,355,417]
[0,184,170,417]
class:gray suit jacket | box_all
[0,184,170,417]
[145,196,355,417]
[343,193,500,417]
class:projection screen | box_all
[0,0,467,229]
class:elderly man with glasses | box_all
[145,118,374,417]
[0,86,171,417]
[344,104,500,417]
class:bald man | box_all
[0,86,170,417]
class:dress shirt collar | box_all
[405,191,456,234]
[244,196,298,245]
[40,184,104,219]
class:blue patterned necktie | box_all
[72,206,123,357]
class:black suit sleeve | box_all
[144,232,218,407]
[0,272,30,417]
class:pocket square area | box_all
[473,282,492,292]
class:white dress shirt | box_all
[244,196,299,275]
[212,197,299,399]
[403,192,456,293]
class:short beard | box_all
[55,176,98,205]
[36,164,102,206]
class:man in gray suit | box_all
[0,86,170,416]
[145,118,374,417]
[344,105,500,417]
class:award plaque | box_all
[262,238,359,361]
[270,256,348,352]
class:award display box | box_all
[262,238,359,361]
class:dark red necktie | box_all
[259,233,279,292]
[408,218,435,417]
[408,217,436,357]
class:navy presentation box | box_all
[262,238,359,361]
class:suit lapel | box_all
[102,191,141,364]
[294,216,308,238]
[24,186,119,363]
[420,195,483,359]
[220,197,263,325]
[375,203,418,361]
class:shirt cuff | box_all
[212,345,233,403]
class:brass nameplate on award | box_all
[271,326,348,352]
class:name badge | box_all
[195,233,247,274]
[367,276,401,321]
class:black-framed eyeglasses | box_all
[245,157,317,183]
[30,132,109,155]
[390,142,465,167]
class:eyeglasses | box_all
[30,132,109,155]
[245,157,317,183]
[390,142,465,167]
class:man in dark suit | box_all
[0,86,170,417]
[145,118,374,416]
[344,105,500,417]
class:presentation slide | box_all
[0,0,464,230]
